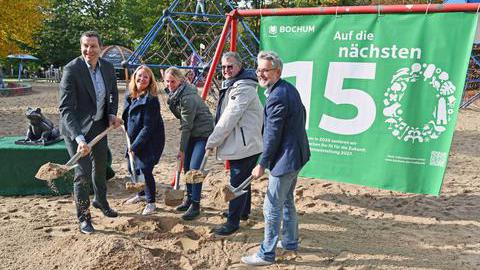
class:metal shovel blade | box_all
[164,188,184,206]
[164,157,184,206]
[125,169,146,193]
[222,175,254,202]
[221,184,248,203]
[35,163,78,181]
[122,126,146,192]
[232,189,249,199]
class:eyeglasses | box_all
[255,68,276,75]
[221,65,234,70]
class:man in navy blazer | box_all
[59,31,122,234]
[242,51,310,266]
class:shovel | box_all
[164,156,185,206]
[35,126,114,181]
[222,175,254,203]
[122,126,146,192]
[184,149,211,184]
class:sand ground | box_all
[0,81,479,270]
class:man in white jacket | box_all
[206,51,263,236]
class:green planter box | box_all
[0,136,73,196]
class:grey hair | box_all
[257,51,283,71]
[221,51,242,68]
[80,31,103,47]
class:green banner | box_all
[260,13,477,195]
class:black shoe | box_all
[182,201,200,220]
[214,223,239,236]
[92,201,118,218]
[222,211,249,221]
[176,197,192,212]
[79,220,94,234]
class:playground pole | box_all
[201,14,233,100]
[236,3,480,16]
[230,14,238,52]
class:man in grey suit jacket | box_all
[59,31,122,234]
[242,51,310,266]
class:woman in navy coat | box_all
[122,65,165,215]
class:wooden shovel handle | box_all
[198,149,211,171]
[121,125,137,182]
[174,157,182,190]
[65,125,115,166]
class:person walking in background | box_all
[206,52,263,236]
[59,31,122,234]
[23,67,29,80]
[122,65,165,215]
[241,51,311,265]
[164,67,214,220]
[193,0,207,20]
[0,65,5,88]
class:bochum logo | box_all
[268,25,278,36]
[268,24,315,37]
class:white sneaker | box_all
[126,195,146,204]
[241,254,273,266]
[142,203,156,215]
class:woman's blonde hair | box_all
[128,65,158,98]
[164,67,186,81]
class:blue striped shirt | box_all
[85,59,106,121]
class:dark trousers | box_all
[137,166,155,203]
[183,137,207,202]
[227,153,260,227]
[64,120,109,222]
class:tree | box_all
[0,0,48,57]
[34,0,169,66]
[32,0,441,66]
[34,0,131,65]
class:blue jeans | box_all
[184,137,207,202]
[257,169,300,262]
[136,166,155,203]
[227,154,259,227]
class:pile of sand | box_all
[221,185,236,202]
[35,162,69,181]
[124,181,145,192]
[184,170,206,184]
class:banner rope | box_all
[335,6,341,18]
[377,5,384,18]
[425,2,431,15]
